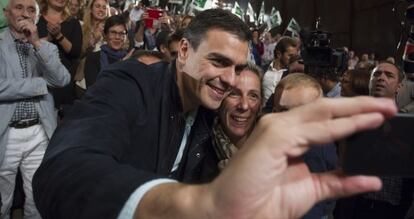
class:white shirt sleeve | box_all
[117,179,177,219]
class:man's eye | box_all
[228,92,240,97]
[212,59,228,67]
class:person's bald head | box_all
[273,73,323,112]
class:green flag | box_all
[191,0,216,12]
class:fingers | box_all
[17,19,35,33]
[294,112,387,146]
[312,170,382,203]
[284,97,397,124]
[47,22,61,36]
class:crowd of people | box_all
[1,0,414,218]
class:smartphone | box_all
[341,113,414,176]
[145,8,163,28]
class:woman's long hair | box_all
[81,0,110,54]
[38,0,71,21]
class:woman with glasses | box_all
[82,15,131,88]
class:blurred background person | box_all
[251,29,263,66]
[68,0,83,22]
[261,31,277,70]
[348,50,358,70]
[81,0,110,56]
[179,14,193,29]
[340,69,371,97]
[262,36,298,105]
[37,0,82,114]
[272,73,338,219]
[397,71,414,113]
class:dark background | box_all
[259,0,407,61]
[163,0,410,62]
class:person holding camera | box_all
[33,9,396,219]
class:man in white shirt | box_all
[262,36,298,105]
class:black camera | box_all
[300,29,348,79]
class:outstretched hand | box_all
[209,97,396,219]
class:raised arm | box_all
[134,97,396,219]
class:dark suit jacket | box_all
[84,51,120,88]
[33,59,219,219]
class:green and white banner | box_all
[231,1,244,20]
[246,2,255,23]
[286,18,301,37]
[266,6,282,31]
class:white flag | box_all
[246,2,255,23]
[286,18,301,37]
[231,1,244,20]
[258,2,265,25]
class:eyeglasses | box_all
[108,30,127,38]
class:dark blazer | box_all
[33,59,218,219]
[84,51,119,88]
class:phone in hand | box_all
[341,113,414,177]
[145,8,163,28]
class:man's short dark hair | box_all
[155,30,171,51]
[168,29,184,48]
[131,50,168,62]
[274,37,297,57]
[183,9,251,50]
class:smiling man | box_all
[33,9,251,219]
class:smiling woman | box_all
[80,14,129,88]
[212,62,263,170]
[81,0,109,56]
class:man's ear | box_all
[3,6,9,18]
[396,82,403,95]
[177,38,190,65]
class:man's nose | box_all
[22,9,30,18]
[220,66,236,88]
